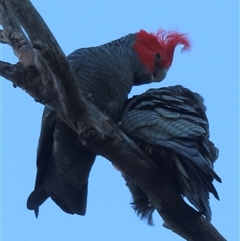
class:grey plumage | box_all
[119,85,221,224]
[27,32,170,217]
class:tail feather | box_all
[27,185,48,218]
[123,174,155,225]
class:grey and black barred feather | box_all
[120,85,221,224]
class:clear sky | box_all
[1,1,239,240]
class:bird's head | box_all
[133,29,191,83]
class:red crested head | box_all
[133,29,191,72]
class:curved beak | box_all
[151,68,168,82]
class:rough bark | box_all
[0,1,226,240]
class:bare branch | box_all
[0,29,10,44]
[1,0,83,131]
[0,1,226,240]
[0,1,33,65]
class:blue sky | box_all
[1,1,239,240]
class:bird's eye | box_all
[155,53,161,59]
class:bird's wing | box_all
[121,85,220,180]
[27,107,55,217]
[120,85,221,222]
[27,107,96,217]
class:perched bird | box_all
[27,29,190,217]
[119,85,221,224]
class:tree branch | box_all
[0,1,33,65]
[0,1,226,240]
